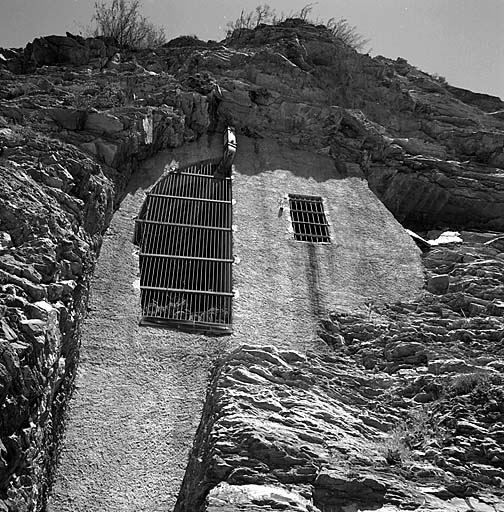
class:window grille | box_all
[288,194,330,243]
[134,160,233,334]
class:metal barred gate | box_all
[134,160,233,334]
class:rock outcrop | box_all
[176,232,504,511]
[0,17,503,512]
[0,54,191,510]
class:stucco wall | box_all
[49,133,425,510]
[231,137,424,347]
[138,134,424,349]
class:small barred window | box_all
[288,194,330,243]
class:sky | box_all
[0,0,502,99]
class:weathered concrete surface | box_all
[232,137,424,345]
[47,204,226,511]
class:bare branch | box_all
[91,0,165,49]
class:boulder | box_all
[81,139,119,166]
[29,35,90,67]
[428,359,485,374]
[48,108,85,130]
[0,232,12,252]
[84,112,124,134]
[206,483,312,511]
[426,274,450,294]
[314,469,387,508]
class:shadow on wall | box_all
[126,133,224,196]
[306,243,325,318]
[127,133,353,193]
[228,136,348,182]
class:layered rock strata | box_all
[0,18,503,511]
[168,20,504,230]
[0,63,191,510]
[176,233,504,511]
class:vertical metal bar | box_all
[309,199,313,240]
[144,225,152,286]
[212,204,217,296]
[306,199,311,239]
[178,199,187,257]
[160,288,166,319]
[190,170,198,320]
[299,199,305,241]
[144,288,149,316]
[309,199,315,240]
[317,199,323,240]
[141,288,146,315]
[152,190,161,222]
[316,199,321,240]
[147,225,154,282]
[150,224,159,289]
[296,199,301,240]
[203,166,209,318]
[211,164,216,315]
[159,202,168,256]
[228,174,233,323]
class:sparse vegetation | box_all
[432,73,447,85]
[444,371,503,409]
[449,372,490,395]
[381,427,412,465]
[325,17,370,53]
[226,4,277,34]
[89,0,166,49]
[380,408,439,465]
[226,3,370,52]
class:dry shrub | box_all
[226,3,370,52]
[380,408,438,465]
[90,0,166,49]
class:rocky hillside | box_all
[0,19,503,511]
[176,234,504,512]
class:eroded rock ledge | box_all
[0,74,191,510]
